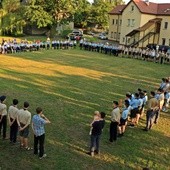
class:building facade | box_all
[108,0,170,47]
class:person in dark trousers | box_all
[87,111,106,157]
[32,107,51,159]
[0,96,8,139]
[109,101,120,142]
[8,99,19,143]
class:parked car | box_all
[98,33,108,40]
[87,31,95,36]
[68,33,83,41]
[72,30,83,36]
[146,44,170,52]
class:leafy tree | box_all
[73,0,91,28]
[24,0,53,28]
[1,0,26,35]
[91,0,124,29]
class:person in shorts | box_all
[118,100,130,137]
[17,102,31,150]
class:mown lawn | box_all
[0,48,170,170]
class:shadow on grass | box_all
[0,51,170,169]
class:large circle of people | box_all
[0,77,169,159]
[1,38,170,64]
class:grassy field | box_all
[0,48,170,170]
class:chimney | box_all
[145,0,149,6]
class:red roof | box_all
[108,5,126,15]
[109,0,170,16]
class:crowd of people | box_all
[87,76,170,157]
[79,40,170,64]
[0,38,77,54]
[1,37,170,65]
[0,97,50,159]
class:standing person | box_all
[87,112,101,157]
[32,107,51,159]
[89,111,100,135]
[8,99,19,144]
[118,100,130,137]
[143,91,158,131]
[154,88,164,124]
[0,96,8,139]
[17,102,32,150]
[109,101,120,142]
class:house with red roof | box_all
[108,0,170,47]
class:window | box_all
[114,32,117,39]
[131,5,134,11]
[164,22,168,29]
[127,38,130,43]
[127,19,130,27]
[118,33,120,40]
[112,19,114,25]
[119,19,122,25]
[123,38,125,42]
[111,32,113,38]
[162,38,166,45]
[131,19,135,27]
[116,19,118,25]
[169,39,170,46]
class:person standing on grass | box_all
[87,111,105,157]
[8,99,19,144]
[32,107,51,159]
[17,102,32,150]
[0,96,8,140]
[154,88,164,124]
[118,100,130,137]
[143,91,159,131]
[109,101,120,142]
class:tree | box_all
[24,0,53,28]
[73,0,91,28]
[1,0,26,35]
[91,0,124,29]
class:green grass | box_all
[0,48,170,170]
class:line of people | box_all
[0,97,50,159]
[0,38,77,54]
[87,76,170,157]
[79,40,170,64]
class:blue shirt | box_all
[32,114,46,136]
[130,98,140,109]
[121,109,129,119]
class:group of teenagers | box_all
[0,77,169,159]
[87,76,170,157]
[79,40,170,64]
[0,38,77,54]
[0,97,50,159]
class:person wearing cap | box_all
[0,95,8,139]
[143,91,158,131]
[32,107,51,159]
[17,102,32,150]
[8,99,19,143]
[109,101,120,142]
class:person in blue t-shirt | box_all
[118,100,130,137]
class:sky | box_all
[88,0,170,4]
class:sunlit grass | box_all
[0,48,169,170]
